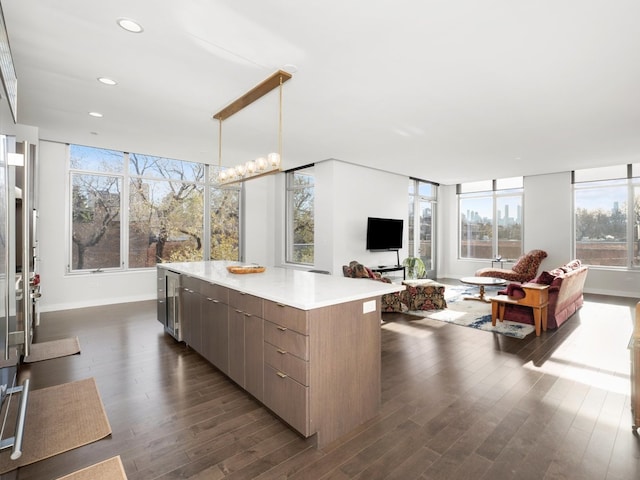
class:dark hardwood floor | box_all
[8,291,640,479]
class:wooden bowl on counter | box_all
[226,265,266,274]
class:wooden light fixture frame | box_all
[213,70,292,185]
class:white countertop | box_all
[159,261,405,310]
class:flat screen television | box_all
[366,217,403,250]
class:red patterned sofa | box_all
[496,259,589,329]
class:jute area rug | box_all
[23,337,81,363]
[55,455,127,480]
[405,284,536,339]
[0,377,112,475]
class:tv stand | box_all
[370,250,404,279]
[370,265,405,280]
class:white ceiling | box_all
[2,0,639,185]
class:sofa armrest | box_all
[504,283,526,300]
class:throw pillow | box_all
[348,261,371,278]
[563,259,582,271]
[536,271,556,285]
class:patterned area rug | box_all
[407,284,536,339]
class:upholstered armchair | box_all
[475,249,548,283]
[343,260,408,312]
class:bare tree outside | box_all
[69,145,241,271]
[129,153,205,266]
[287,170,314,264]
[210,186,240,261]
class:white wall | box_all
[0,97,16,135]
[315,161,409,276]
[243,173,280,266]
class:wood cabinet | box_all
[263,302,310,435]
[201,283,229,374]
[178,275,229,375]
[165,267,383,448]
[229,289,264,401]
[181,276,203,353]
[262,298,381,447]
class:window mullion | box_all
[121,152,129,270]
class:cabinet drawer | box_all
[264,342,309,386]
[264,364,310,436]
[229,290,263,317]
[182,275,202,293]
[264,320,309,361]
[203,282,228,303]
[263,300,308,334]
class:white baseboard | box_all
[39,293,156,313]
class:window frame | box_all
[67,145,125,273]
[572,164,639,269]
[285,165,315,266]
[457,177,524,261]
[67,144,242,274]
[408,178,438,277]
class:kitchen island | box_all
[157,261,404,447]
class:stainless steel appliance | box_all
[0,134,32,460]
[157,268,182,341]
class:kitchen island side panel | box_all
[309,297,381,447]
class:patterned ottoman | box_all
[401,279,447,310]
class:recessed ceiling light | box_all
[117,17,144,33]
[89,112,103,118]
[282,64,298,74]
[97,77,117,86]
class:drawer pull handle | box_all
[235,309,242,313]
[277,349,287,355]
[277,326,287,331]
[212,299,219,303]
[244,313,252,318]
[276,372,288,379]
[206,297,213,301]
[277,303,286,308]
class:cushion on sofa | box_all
[535,271,557,285]
[562,259,582,271]
[343,261,372,278]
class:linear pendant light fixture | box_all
[213,70,292,186]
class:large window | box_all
[70,146,123,271]
[286,166,314,265]
[129,153,205,266]
[573,164,639,268]
[458,177,523,260]
[408,179,437,276]
[209,169,241,261]
[69,144,240,273]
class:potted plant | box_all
[402,256,426,279]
